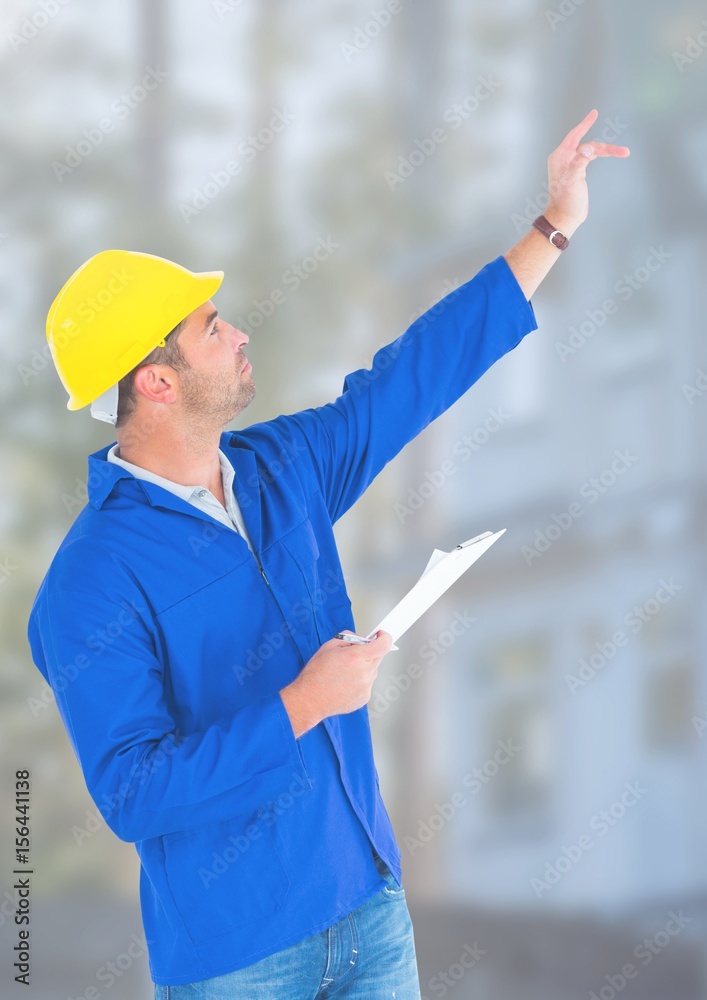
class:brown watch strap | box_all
[532,214,570,251]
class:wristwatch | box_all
[532,215,570,251]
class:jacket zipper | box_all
[257,558,270,587]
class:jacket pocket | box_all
[278,518,325,644]
[162,804,290,942]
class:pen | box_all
[334,632,372,644]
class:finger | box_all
[365,630,392,654]
[578,142,631,159]
[559,109,599,151]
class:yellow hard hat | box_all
[46,249,224,412]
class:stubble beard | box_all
[179,358,256,428]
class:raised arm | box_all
[251,110,630,525]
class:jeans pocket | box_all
[381,877,405,899]
[375,856,405,899]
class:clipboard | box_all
[358,528,505,648]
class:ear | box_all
[133,364,179,406]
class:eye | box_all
[210,322,219,336]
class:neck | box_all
[116,416,225,496]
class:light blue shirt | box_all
[106,444,254,553]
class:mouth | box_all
[242,359,252,373]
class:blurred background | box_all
[1,0,706,996]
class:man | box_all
[27,111,628,998]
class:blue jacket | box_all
[27,255,537,985]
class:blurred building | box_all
[360,1,707,997]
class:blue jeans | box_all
[153,854,421,999]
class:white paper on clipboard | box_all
[365,529,505,648]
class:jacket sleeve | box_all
[270,254,538,523]
[27,564,311,844]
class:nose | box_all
[228,323,249,348]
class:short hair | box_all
[115,318,189,428]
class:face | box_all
[172,300,256,425]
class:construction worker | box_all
[27,111,629,999]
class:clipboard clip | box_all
[456,530,494,550]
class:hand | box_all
[546,109,630,236]
[280,630,393,738]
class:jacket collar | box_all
[86,431,263,552]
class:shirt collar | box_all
[106,442,196,501]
